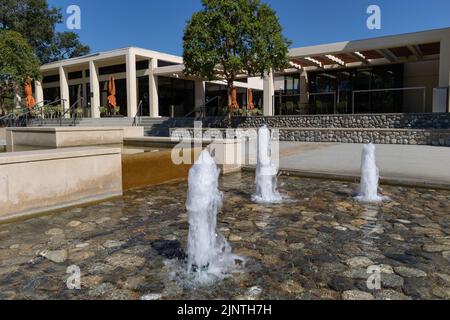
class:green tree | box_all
[0,0,90,63]
[183,0,291,125]
[0,30,41,115]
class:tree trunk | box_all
[0,94,5,116]
[227,80,233,128]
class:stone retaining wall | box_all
[204,113,450,130]
[170,127,450,147]
[278,128,450,146]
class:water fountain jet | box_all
[252,125,283,204]
[354,144,389,203]
[186,150,243,284]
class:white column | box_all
[438,37,450,112]
[149,58,159,118]
[89,60,100,118]
[34,81,44,106]
[14,90,22,109]
[59,66,70,112]
[195,80,206,116]
[126,50,137,118]
[263,69,274,116]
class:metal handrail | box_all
[184,96,222,119]
[0,99,66,127]
[59,97,84,127]
[132,100,144,126]
[0,100,45,122]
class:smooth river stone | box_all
[342,290,374,300]
[345,257,374,268]
[39,249,68,263]
[45,228,64,236]
[394,266,427,278]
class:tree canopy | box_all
[0,0,90,63]
[0,30,41,115]
[183,0,291,82]
[183,0,291,124]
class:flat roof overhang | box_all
[40,47,183,74]
[153,64,260,83]
[284,27,450,75]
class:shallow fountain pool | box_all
[0,172,449,300]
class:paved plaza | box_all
[246,142,450,188]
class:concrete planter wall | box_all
[0,147,122,222]
[6,126,144,149]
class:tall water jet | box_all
[186,150,242,283]
[252,125,283,203]
[354,144,388,203]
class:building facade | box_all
[264,27,450,116]
[36,28,450,119]
[37,47,264,119]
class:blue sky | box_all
[49,0,450,56]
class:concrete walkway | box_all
[246,142,450,189]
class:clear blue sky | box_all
[49,0,450,56]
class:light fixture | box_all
[325,55,345,66]
[354,51,367,60]
[305,57,323,68]
[289,61,302,70]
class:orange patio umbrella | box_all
[247,89,255,110]
[107,76,117,108]
[230,86,239,109]
[24,80,36,109]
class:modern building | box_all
[37,47,264,119]
[36,27,450,119]
[267,27,450,116]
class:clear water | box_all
[0,173,449,300]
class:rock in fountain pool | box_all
[0,172,449,300]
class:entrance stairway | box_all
[27,117,198,137]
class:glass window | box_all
[69,84,83,107]
[136,60,149,71]
[205,83,228,116]
[157,76,195,117]
[99,78,128,116]
[68,71,83,80]
[308,64,404,114]
[137,76,150,116]
[42,75,59,84]
[99,64,126,75]
[43,87,60,103]
[157,60,180,68]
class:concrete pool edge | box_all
[242,166,450,191]
[6,126,144,149]
[0,147,123,222]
